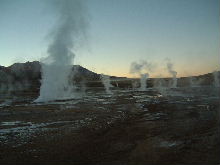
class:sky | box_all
[0,0,219,78]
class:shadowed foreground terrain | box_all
[0,86,219,164]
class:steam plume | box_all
[130,60,154,91]
[35,0,87,102]
[101,74,113,94]
[213,71,220,87]
[166,59,177,88]
[140,73,149,91]
[130,60,154,75]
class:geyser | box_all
[213,71,220,87]
[140,73,149,91]
[130,60,153,91]
[166,60,177,88]
[101,74,113,94]
[35,0,87,102]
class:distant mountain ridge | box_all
[0,61,127,91]
[0,61,102,83]
[0,61,219,93]
[0,61,102,92]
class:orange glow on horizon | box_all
[107,69,219,79]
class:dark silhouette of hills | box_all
[0,61,126,92]
[0,61,219,93]
[0,61,105,83]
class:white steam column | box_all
[166,60,177,88]
[101,74,113,94]
[35,0,88,102]
[140,73,149,91]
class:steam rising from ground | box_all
[130,60,155,75]
[101,74,113,94]
[213,71,220,87]
[130,60,154,91]
[140,73,149,91]
[35,0,87,102]
[129,59,179,94]
[166,59,177,88]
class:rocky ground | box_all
[0,87,220,164]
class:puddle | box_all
[159,140,182,148]
[1,121,23,126]
[1,121,66,135]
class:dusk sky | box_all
[0,0,219,77]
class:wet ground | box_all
[0,86,220,164]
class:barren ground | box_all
[0,87,220,164]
